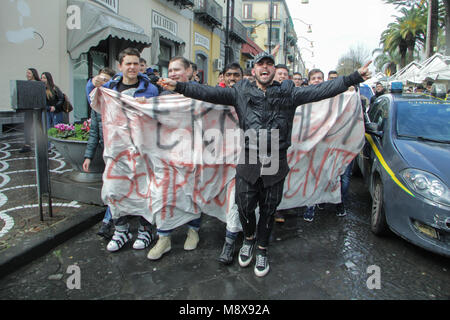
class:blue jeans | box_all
[157,217,202,236]
[46,111,63,129]
[103,206,112,224]
[340,160,353,203]
[46,111,63,149]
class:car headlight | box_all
[401,168,450,206]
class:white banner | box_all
[90,88,365,232]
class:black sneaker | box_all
[238,238,256,267]
[254,248,270,277]
[97,221,113,239]
[218,239,235,265]
[303,206,315,222]
[336,203,347,217]
[19,145,31,153]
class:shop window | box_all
[243,4,252,19]
[195,52,208,84]
[270,3,278,19]
[158,41,173,78]
[269,28,280,43]
[73,53,89,121]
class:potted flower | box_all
[48,119,104,183]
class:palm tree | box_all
[372,49,401,75]
[380,22,408,68]
[384,0,449,55]
[397,7,426,61]
[379,6,426,68]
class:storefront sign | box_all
[152,11,177,36]
[91,0,118,13]
[194,33,210,50]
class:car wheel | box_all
[371,178,389,235]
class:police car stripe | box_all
[365,133,415,197]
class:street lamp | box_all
[292,18,312,33]
[298,36,314,48]
[300,47,314,57]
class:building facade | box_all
[241,0,301,74]
[1,0,302,121]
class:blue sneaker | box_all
[304,206,315,222]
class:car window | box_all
[368,98,390,129]
[396,101,450,141]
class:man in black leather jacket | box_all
[159,52,372,277]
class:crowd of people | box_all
[25,47,375,278]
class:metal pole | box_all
[33,109,44,221]
[33,109,52,221]
[225,0,231,65]
[268,0,273,53]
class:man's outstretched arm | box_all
[292,61,372,106]
[158,78,237,107]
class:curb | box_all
[0,206,105,279]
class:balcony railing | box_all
[229,18,247,43]
[166,0,195,8]
[194,0,222,27]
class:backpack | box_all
[62,93,73,113]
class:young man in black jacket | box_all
[159,52,372,277]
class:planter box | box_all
[48,136,104,183]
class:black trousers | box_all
[235,175,285,248]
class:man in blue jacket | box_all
[88,47,159,252]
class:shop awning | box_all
[67,0,151,60]
[157,29,185,45]
[241,37,264,58]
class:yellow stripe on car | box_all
[365,133,415,197]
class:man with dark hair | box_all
[217,71,226,88]
[370,82,386,104]
[217,62,243,265]
[222,62,243,88]
[274,64,289,83]
[424,78,434,93]
[88,47,159,253]
[328,70,338,80]
[292,72,303,87]
[190,62,201,82]
[139,57,163,93]
[159,52,372,277]
[308,69,325,85]
[84,66,116,239]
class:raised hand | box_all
[358,61,372,81]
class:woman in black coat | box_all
[41,72,64,129]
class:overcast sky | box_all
[286,0,400,75]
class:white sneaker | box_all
[133,229,154,250]
[147,236,171,260]
[107,230,132,252]
[184,228,199,251]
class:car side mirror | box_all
[365,122,383,138]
